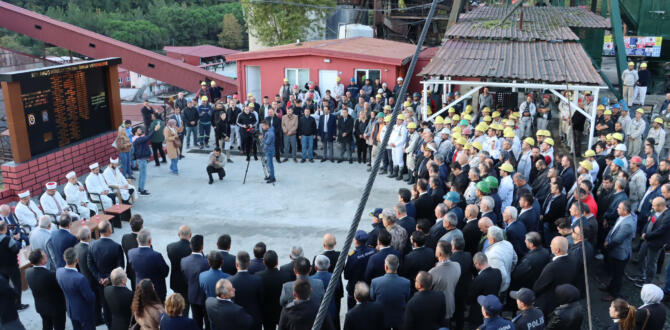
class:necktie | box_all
[51,195,62,213]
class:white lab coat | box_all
[102,166,137,201]
[64,181,97,218]
[14,200,44,226]
[85,173,113,210]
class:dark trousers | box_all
[151,142,166,165]
[97,285,111,327]
[242,132,257,159]
[339,141,353,160]
[71,319,95,330]
[191,304,209,330]
[40,311,66,330]
[606,256,628,296]
[1,267,21,306]
[206,166,225,181]
[385,149,393,170]
[356,138,367,163]
[347,294,356,310]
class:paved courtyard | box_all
[18,148,408,329]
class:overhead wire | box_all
[222,0,444,12]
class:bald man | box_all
[638,197,670,285]
[532,236,578,317]
[166,225,193,316]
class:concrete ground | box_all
[16,146,408,329]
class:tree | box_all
[218,14,244,49]
[241,0,333,47]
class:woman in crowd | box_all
[149,112,167,166]
[164,119,181,175]
[635,284,667,330]
[607,298,636,330]
[159,293,198,330]
[131,279,165,330]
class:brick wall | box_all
[0,132,118,204]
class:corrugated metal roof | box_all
[163,45,240,58]
[446,20,578,41]
[419,39,604,85]
[459,6,611,29]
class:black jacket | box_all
[511,247,551,291]
[166,239,191,295]
[337,116,354,143]
[462,219,481,255]
[298,116,317,136]
[533,255,578,317]
[398,246,435,291]
[546,301,583,330]
[279,299,334,330]
[568,240,594,297]
[343,301,385,330]
[88,237,125,282]
[635,303,667,330]
[219,250,238,276]
[403,290,446,330]
[73,242,97,288]
[215,119,231,141]
[0,275,19,325]
[121,233,138,287]
[644,209,670,249]
[206,297,253,330]
[183,106,200,127]
[257,268,289,328]
[104,285,133,330]
[25,266,66,316]
[181,253,209,306]
[450,250,473,302]
[229,271,264,330]
[414,193,436,224]
[468,267,502,325]
[542,193,566,229]
[279,261,297,282]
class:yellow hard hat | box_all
[336,76,341,82]
[492,111,500,118]
[500,163,514,173]
[465,105,473,113]
[628,62,634,66]
[435,116,444,124]
[463,114,472,121]
[641,62,647,68]
[544,137,554,146]
[210,81,216,86]
[475,124,487,133]
[505,119,515,126]
[606,133,612,140]
[403,101,411,107]
[201,96,208,101]
[504,130,515,138]
[452,126,462,134]
[510,112,520,119]
[456,137,467,145]
[384,105,392,110]
[464,142,472,150]
[483,115,492,122]
[597,104,605,111]
[492,123,504,130]
[384,115,392,123]
[201,82,207,86]
[452,132,461,140]
[583,150,596,157]
[248,93,254,97]
[523,137,535,146]
[472,141,483,151]
[397,114,405,120]
[247,102,255,108]
[448,107,456,113]
[376,94,382,99]
[482,107,491,113]
[580,160,593,171]
[654,117,664,124]
[443,118,453,124]
[636,108,644,114]
[407,122,417,129]
[283,78,289,82]
[453,114,461,121]
[612,132,623,141]
[604,110,612,115]
[541,130,552,137]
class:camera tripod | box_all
[243,131,273,185]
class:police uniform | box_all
[344,231,375,309]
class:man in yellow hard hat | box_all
[333,76,345,100]
[196,81,210,101]
[279,77,291,103]
[647,118,666,155]
[634,62,650,106]
[209,80,222,103]
[621,61,638,106]
[389,114,408,179]
[404,121,421,182]
[628,108,646,157]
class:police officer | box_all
[237,103,258,161]
[510,288,545,330]
[343,230,375,310]
[477,294,515,330]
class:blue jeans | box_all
[137,159,147,191]
[199,123,211,146]
[283,135,297,159]
[170,158,178,174]
[119,152,131,177]
[185,126,198,147]
[301,136,314,160]
[265,151,275,179]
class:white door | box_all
[318,69,338,96]
[245,65,261,99]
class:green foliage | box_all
[241,0,334,46]
[219,14,245,49]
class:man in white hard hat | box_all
[14,190,44,226]
[103,157,137,204]
[64,171,97,219]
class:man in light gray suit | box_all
[279,257,324,307]
[602,200,637,301]
[29,216,55,271]
[429,240,461,321]
[370,254,411,329]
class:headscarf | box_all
[640,284,664,308]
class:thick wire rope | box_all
[310,0,441,328]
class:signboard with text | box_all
[603,35,663,57]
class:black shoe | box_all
[16,304,28,311]
[264,176,270,180]
[266,178,276,184]
[199,145,204,149]
[337,160,343,163]
[161,160,167,163]
[294,158,298,163]
[140,190,150,195]
[179,155,185,159]
[283,158,289,162]
[309,159,314,163]
[301,159,306,163]
[209,179,213,184]
[276,159,282,163]
[254,155,258,161]
[330,160,335,163]
[321,159,327,163]
[227,159,233,163]
[155,164,160,167]
[128,175,136,180]
[246,156,251,161]
[219,176,224,180]
[349,160,353,164]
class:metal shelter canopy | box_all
[420,79,607,149]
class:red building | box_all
[227,37,431,100]
[117,67,130,87]
[164,44,240,66]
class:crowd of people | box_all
[1,71,670,330]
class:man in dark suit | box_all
[87,221,124,327]
[364,229,401,283]
[637,197,670,285]
[559,157,575,193]
[121,214,143,290]
[264,107,283,163]
[256,250,288,330]
[541,181,567,244]
[395,203,416,250]
[533,236,577,317]
[370,254,410,329]
[343,281,385,330]
[399,231,435,293]
[206,278,253,330]
[403,271,446,330]
[468,252,502,326]
[216,234,237,276]
[318,105,337,162]
[166,225,192,315]
[181,234,210,329]
[337,107,355,163]
[127,229,169,301]
[103,268,133,330]
[414,179,436,223]
[310,233,343,319]
[56,247,96,330]
[450,236,473,330]
[229,251,264,330]
[248,242,267,274]
[279,246,303,282]
[50,215,79,268]
[73,226,103,325]
[0,274,24,329]
[510,232,551,291]
[278,279,335,330]
[0,219,26,312]
[462,205,482,255]
[280,257,324,308]
[518,192,541,233]
[503,206,528,257]
[26,249,66,330]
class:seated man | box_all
[40,182,78,222]
[102,157,136,204]
[64,171,97,219]
[85,163,116,209]
[14,190,43,227]
[0,204,29,246]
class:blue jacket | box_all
[606,214,637,261]
[364,247,401,283]
[318,114,338,141]
[50,229,79,268]
[159,314,199,330]
[263,128,275,154]
[518,208,540,233]
[344,245,375,294]
[87,237,124,282]
[505,220,528,257]
[132,130,155,160]
[479,315,515,330]
[56,267,96,323]
[370,273,411,329]
[310,271,338,319]
[639,187,661,222]
[198,104,212,124]
[181,253,209,306]
[605,191,628,224]
[199,268,230,298]
[128,247,170,299]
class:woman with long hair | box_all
[608,298,636,330]
[131,279,165,330]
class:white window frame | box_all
[285,68,310,89]
[354,69,381,84]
